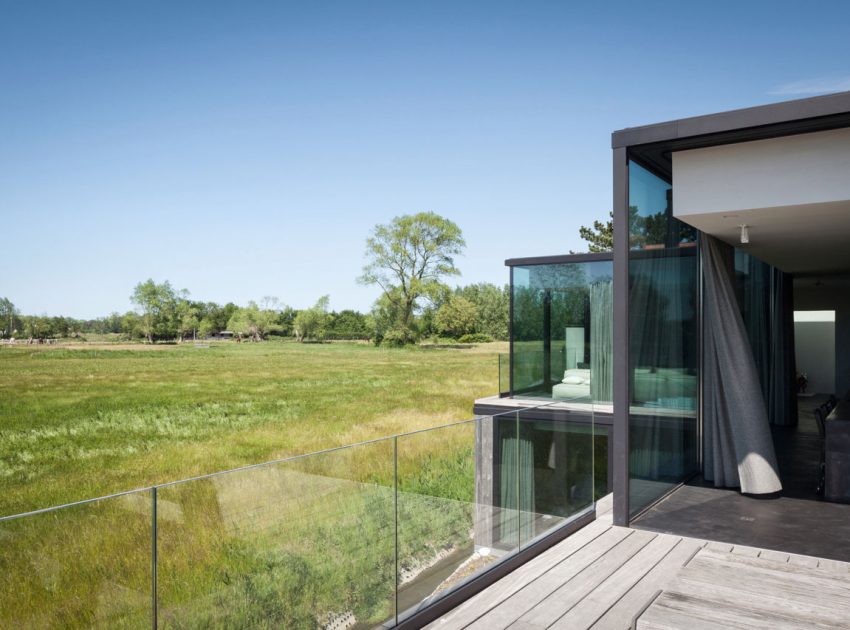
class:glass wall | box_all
[511,260,613,402]
[735,249,771,404]
[628,161,700,517]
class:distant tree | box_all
[227,300,283,341]
[358,212,465,343]
[0,297,18,338]
[578,206,695,252]
[455,283,509,340]
[175,299,200,342]
[293,296,330,342]
[121,311,143,340]
[435,295,478,339]
[130,280,179,343]
[578,212,614,252]
[325,309,370,340]
[275,305,298,337]
[369,288,413,346]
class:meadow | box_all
[0,340,506,628]
[0,340,503,518]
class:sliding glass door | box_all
[627,161,700,516]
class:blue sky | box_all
[2,1,849,318]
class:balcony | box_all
[0,401,603,629]
[429,494,850,629]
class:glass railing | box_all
[0,401,596,629]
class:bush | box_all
[457,333,493,344]
[379,328,417,347]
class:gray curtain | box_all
[701,234,782,494]
[590,280,613,403]
[499,434,535,543]
[737,251,771,404]
[769,269,798,426]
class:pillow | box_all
[562,375,586,385]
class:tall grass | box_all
[0,341,500,628]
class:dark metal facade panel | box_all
[505,251,613,267]
[611,90,850,149]
[612,146,630,527]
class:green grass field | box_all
[1,340,506,628]
[0,340,503,517]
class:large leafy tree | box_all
[454,283,509,340]
[130,279,179,343]
[358,212,465,342]
[434,295,478,339]
[0,297,18,338]
[227,299,283,342]
[293,296,330,342]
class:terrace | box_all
[429,494,850,629]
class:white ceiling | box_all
[677,199,850,275]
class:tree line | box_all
[0,282,508,345]
[1,212,520,346]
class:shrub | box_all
[379,328,418,347]
[457,333,493,344]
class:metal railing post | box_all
[152,486,158,630]
[393,436,399,626]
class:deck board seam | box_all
[572,537,686,630]
[504,530,655,629]
[452,524,616,629]
[479,529,640,629]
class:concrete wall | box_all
[673,127,850,216]
[795,286,850,395]
[794,320,835,395]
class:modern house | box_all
[447,90,850,628]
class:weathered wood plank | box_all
[637,590,831,630]
[817,557,850,575]
[698,547,850,583]
[424,518,612,629]
[596,492,614,517]
[548,534,681,629]
[788,552,820,568]
[589,537,704,630]
[703,541,733,553]
[677,555,850,626]
[509,529,657,629]
[464,527,639,630]
[730,544,761,558]
[758,548,790,563]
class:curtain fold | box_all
[499,433,535,543]
[701,234,782,494]
[590,280,613,403]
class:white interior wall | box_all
[794,320,835,394]
[795,285,850,394]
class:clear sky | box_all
[2,1,849,318]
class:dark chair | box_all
[815,407,826,497]
[828,394,837,411]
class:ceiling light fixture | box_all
[740,224,749,244]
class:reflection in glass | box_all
[511,261,613,401]
[396,419,500,619]
[628,161,700,516]
[517,407,595,548]
[0,492,152,629]
[157,441,396,629]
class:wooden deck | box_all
[426,495,850,629]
